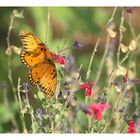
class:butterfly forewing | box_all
[20,31,46,52]
[20,31,53,67]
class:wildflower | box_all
[80,81,94,97]
[72,41,82,49]
[131,79,140,84]
[123,76,129,83]
[126,7,135,14]
[128,120,135,133]
[122,76,140,84]
[21,82,31,93]
[80,103,110,121]
[51,52,65,65]
[88,103,110,121]
[35,108,43,119]
[35,108,48,126]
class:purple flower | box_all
[72,41,82,49]
[126,7,135,14]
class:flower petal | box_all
[128,120,135,133]
[51,52,65,65]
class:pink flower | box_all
[128,120,135,133]
[87,103,110,121]
[80,82,94,97]
[123,76,128,83]
[51,53,65,65]
[80,103,110,121]
[122,76,140,84]
[126,7,135,14]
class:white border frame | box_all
[0,0,140,7]
[0,134,140,140]
[0,0,140,139]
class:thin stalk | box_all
[24,88,38,133]
[95,35,110,84]
[86,7,117,80]
[17,78,27,132]
[6,10,17,102]
[117,9,125,66]
[46,7,50,44]
[128,13,136,40]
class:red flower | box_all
[87,103,110,121]
[51,53,65,65]
[80,103,110,121]
[128,120,135,133]
[80,82,94,97]
[123,76,140,84]
[126,7,135,14]
[122,76,129,83]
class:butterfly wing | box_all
[20,31,46,52]
[29,62,57,99]
[20,31,52,67]
[20,51,46,68]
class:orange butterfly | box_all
[20,31,57,99]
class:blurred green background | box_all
[0,7,140,133]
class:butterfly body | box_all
[20,31,57,99]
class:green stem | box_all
[117,9,125,66]
[86,7,117,80]
[95,35,110,84]
[17,78,26,131]
[6,10,17,102]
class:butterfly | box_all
[19,31,57,99]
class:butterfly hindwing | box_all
[39,64,57,99]
[29,62,57,99]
